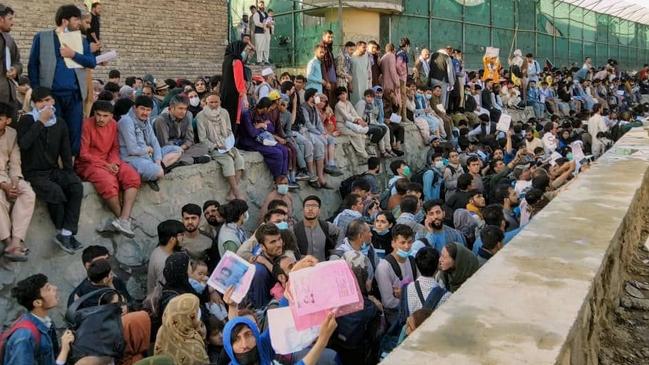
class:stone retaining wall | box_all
[382,127,649,365]
[0,122,430,326]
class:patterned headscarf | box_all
[154,294,209,365]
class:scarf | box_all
[30,106,57,127]
[154,294,209,365]
[119,311,152,365]
[441,243,479,292]
[199,106,231,149]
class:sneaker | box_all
[97,217,118,233]
[193,155,212,164]
[324,166,343,176]
[147,180,160,192]
[288,181,300,190]
[296,171,311,181]
[70,236,84,250]
[112,218,135,238]
[54,234,77,255]
[393,149,405,157]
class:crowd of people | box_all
[2,1,649,365]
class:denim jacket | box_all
[3,313,59,365]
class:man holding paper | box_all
[0,5,20,110]
[27,5,96,156]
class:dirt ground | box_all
[599,244,649,365]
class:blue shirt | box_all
[3,313,58,365]
[423,168,444,202]
[306,57,323,93]
[420,225,466,253]
[473,227,522,255]
[247,261,275,309]
[28,31,96,94]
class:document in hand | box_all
[207,251,256,303]
[496,114,512,132]
[268,307,321,355]
[389,113,402,124]
[288,260,363,330]
[96,50,118,64]
[60,31,84,69]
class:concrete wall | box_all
[0,123,431,326]
[382,127,649,365]
[11,0,228,80]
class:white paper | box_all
[4,46,10,72]
[207,251,256,303]
[60,31,84,69]
[485,47,500,57]
[217,134,236,154]
[436,104,446,114]
[95,50,118,64]
[268,307,320,355]
[496,114,511,132]
[389,113,402,124]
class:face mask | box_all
[189,278,206,294]
[241,51,247,61]
[402,166,412,177]
[276,221,289,230]
[567,152,574,161]
[360,242,370,256]
[243,211,250,223]
[373,227,390,236]
[189,97,200,107]
[396,248,410,259]
[236,347,260,365]
[434,161,445,169]
[425,94,432,100]
[277,184,289,195]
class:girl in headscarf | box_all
[436,242,479,292]
[221,41,250,135]
[154,294,209,365]
[119,311,152,365]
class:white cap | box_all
[261,67,274,77]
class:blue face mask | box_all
[567,152,574,161]
[396,248,410,259]
[373,227,390,236]
[241,51,247,62]
[277,184,289,195]
[276,221,289,230]
[189,278,206,294]
[360,242,370,256]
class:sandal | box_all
[3,245,29,262]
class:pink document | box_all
[288,260,363,330]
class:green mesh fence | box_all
[229,0,649,69]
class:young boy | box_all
[0,102,35,261]
[189,259,209,294]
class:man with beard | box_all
[368,40,381,86]
[494,184,520,231]
[180,203,212,260]
[199,200,223,240]
[320,30,337,107]
[525,127,543,154]
[246,223,285,308]
[28,5,97,156]
[146,219,185,296]
[293,195,340,262]
[421,199,466,253]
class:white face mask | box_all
[189,97,200,107]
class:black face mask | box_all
[236,347,259,365]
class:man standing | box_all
[293,195,340,261]
[306,45,325,93]
[428,46,455,109]
[16,87,84,254]
[4,274,75,365]
[368,40,381,87]
[28,5,97,156]
[0,5,20,110]
[251,1,269,65]
[320,30,337,107]
[246,223,284,309]
[395,38,410,121]
[413,48,430,89]
[88,1,102,55]
[180,203,213,260]
[421,199,466,253]
[350,41,371,106]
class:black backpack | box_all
[339,172,368,199]
[384,254,418,282]
[65,288,125,364]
